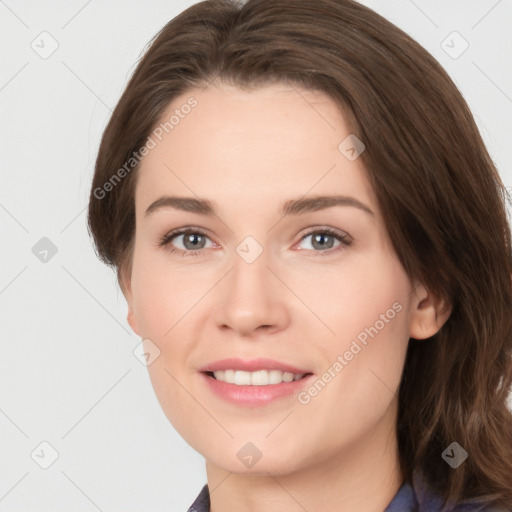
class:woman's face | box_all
[124,83,433,475]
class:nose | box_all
[213,248,290,337]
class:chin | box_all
[203,442,307,476]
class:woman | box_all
[87,0,512,510]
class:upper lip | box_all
[198,358,311,374]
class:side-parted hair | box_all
[87,0,512,507]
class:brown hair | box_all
[87,0,512,507]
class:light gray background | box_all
[1,1,511,511]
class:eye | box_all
[295,227,352,255]
[158,228,215,257]
[158,226,352,257]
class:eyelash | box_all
[158,226,352,257]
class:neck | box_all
[205,411,403,512]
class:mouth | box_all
[198,358,315,405]
[200,370,315,406]
[203,369,314,386]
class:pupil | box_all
[313,233,333,250]
[184,233,203,250]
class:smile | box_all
[209,369,307,385]
[201,371,314,407]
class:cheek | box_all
[130,249,195,337]
[289,251,410,349]
[309,253,412,398]
[131,257,196,427]
[336,276,407,347]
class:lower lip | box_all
[200,372,314,407]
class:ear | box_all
[409,281,452,340]
[119,267,140,337]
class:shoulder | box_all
[409,469,510,512]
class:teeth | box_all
[212,369,306,385]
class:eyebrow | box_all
[144,194,374,218]
[284,195,374,216]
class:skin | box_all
[122,83,451,512]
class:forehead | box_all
[135,83,376,217]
